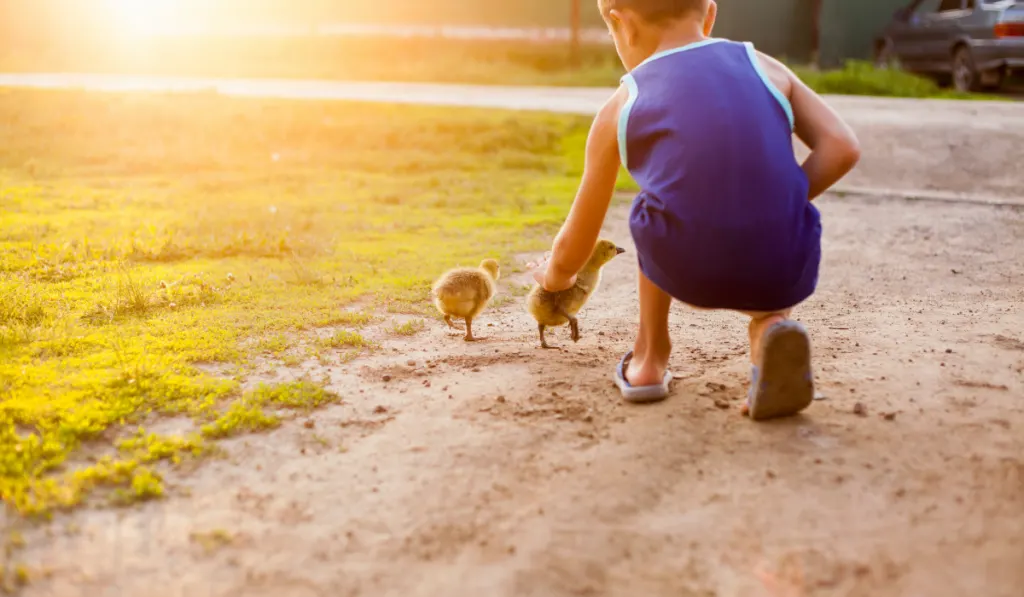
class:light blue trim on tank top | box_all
[619,38,726,169]
[637,37,727,69]
[743,41,795,130]
[618,74,639,168]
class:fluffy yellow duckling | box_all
[432,259,500,342]
[527,239,625,349]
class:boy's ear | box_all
[609,8,639,46]
[703,0,718,37]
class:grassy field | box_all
[0,36,996,100]
[0,88,618,519]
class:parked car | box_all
[875,0,1024,92]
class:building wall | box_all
[819,0,908,67]
[580,0,815,61]
[586,0,905,67]
[712,0,816,62]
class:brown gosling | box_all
[526,239,626,349]
[431,259,500,342]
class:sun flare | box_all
[105,0,182,35]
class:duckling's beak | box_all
[615,247,627,255]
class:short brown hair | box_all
[600,0,706,23]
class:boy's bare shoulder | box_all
[753,50,795,98]
[591,85,630,136]
[599,85,630,121]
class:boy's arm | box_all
[788,70,861,200]
[760,52,861,200]
[539,88,627,291]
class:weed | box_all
[314,311,377,328]
[508,282,534,297]
[200,403,280,440]
[14,565,29,588]
[255,334,290,355]
[5,532,26,552]
[490,295,517,309]
[286,254,325,287]
[128,468,164,502]
[189,529,235,553]
[116,430,207,464]
[281,353,304,367]
[252,381,340,410]
[389,319,426,337]
[319,330,370,350]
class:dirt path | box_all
[10,193,1023,597]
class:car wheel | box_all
[952,46,980,92]
[874,38,897,69]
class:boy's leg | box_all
[741,310,789,416]
[747,310,792,366]
[626,268,673,387]
[742,309,814,420]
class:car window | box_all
[938,0,963,11]
[915,0,943,13]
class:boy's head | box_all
[599,0,717,70]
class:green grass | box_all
[390,319,426,336]
[0,34,1001,99]
[791,61,1000,100]
[318,330,371,350]
[0,88,602,518]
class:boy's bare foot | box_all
[626,269,674,389]
[626,342,671,387]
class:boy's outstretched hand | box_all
[528,253,577,292]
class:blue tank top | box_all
[620,38,821,311]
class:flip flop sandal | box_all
[615,351,673,404]
[747,321,815,421]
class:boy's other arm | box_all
[758,52,861,200]
[541,87,627,291]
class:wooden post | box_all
[570,0,582,68]
[811,0,822,69]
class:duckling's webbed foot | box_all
[539,324,559,350]
[555,308,581,343]
[444,315,465,331]
[463,317,478,342]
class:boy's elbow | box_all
[836,131,861,172]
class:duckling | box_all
[527,239,626,349]
[432,259,500,342]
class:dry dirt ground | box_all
[5,95,1024,597]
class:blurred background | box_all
[0,0,909,86]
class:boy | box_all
[533,0,860,420]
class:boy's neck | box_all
[647,20,708,59]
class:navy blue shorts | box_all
[630,201,822,313]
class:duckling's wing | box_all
[434,272,484,301]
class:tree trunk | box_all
[811,0,822,69]
[570,0,582,68]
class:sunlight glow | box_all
[105,0,183,35]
